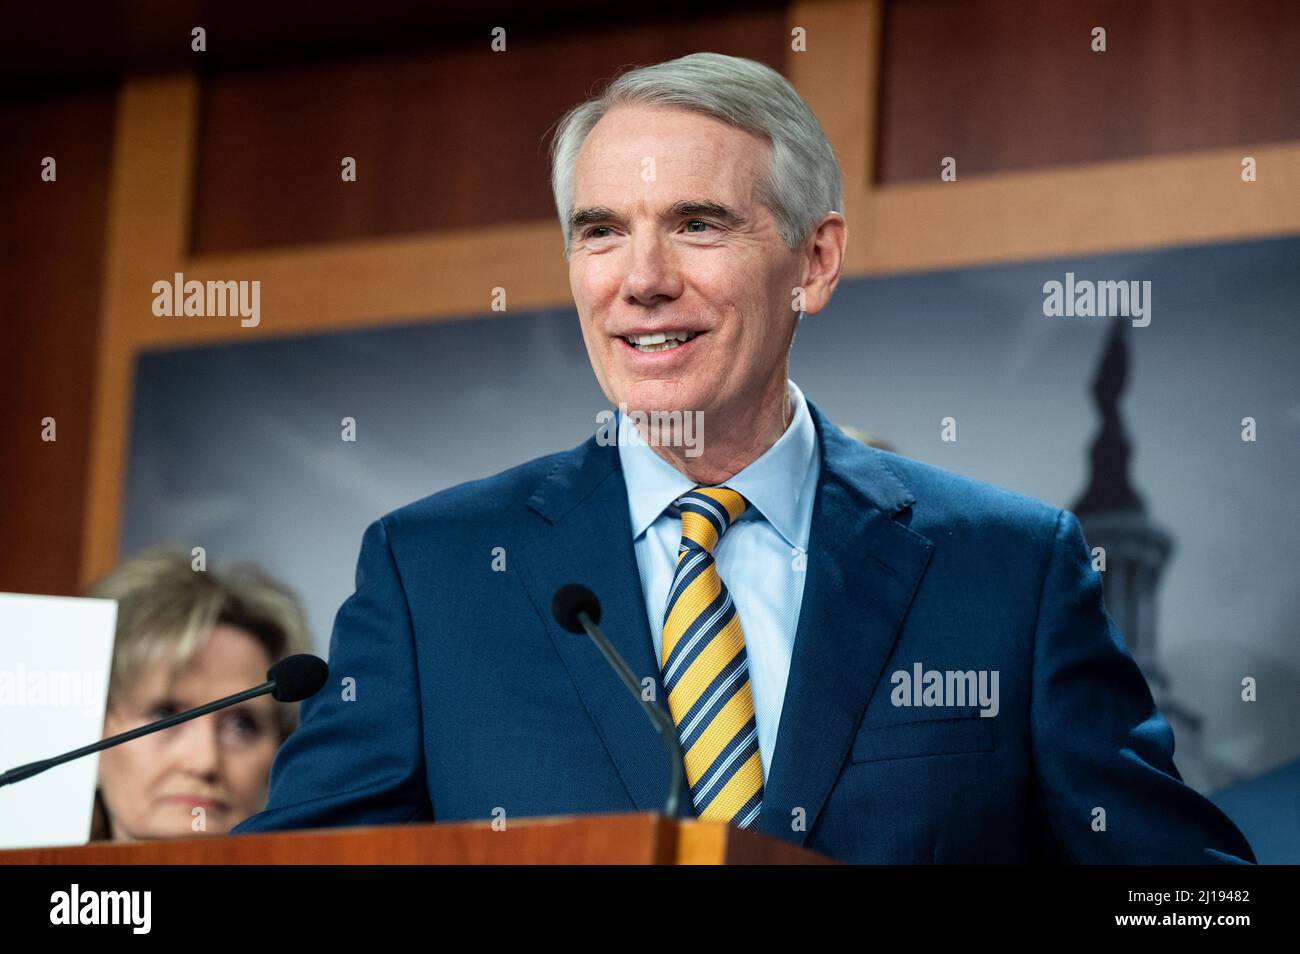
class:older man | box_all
[234,53,1253,863]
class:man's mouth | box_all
[620,331,700,353]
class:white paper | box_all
[0,592,117,849]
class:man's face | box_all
[567,104,804,422]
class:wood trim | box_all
[0,813,674,865]
[786,0,881,275]
[674,817,729,864]
[147,222,570,346]
[861,140,1300,275]
[0,813,833,864]
[81,75,198,586]
[80,0,1300,583]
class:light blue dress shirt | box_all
[616,379,821,779]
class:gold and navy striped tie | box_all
[661,486,764,828]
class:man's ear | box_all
[799,213,848,316]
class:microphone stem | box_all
[577,610,684,819]
[0,680,275,788]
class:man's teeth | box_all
[626,331,697,352]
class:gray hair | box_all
[88,550,312,741]
[549,52,843,258]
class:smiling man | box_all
[564,101,836,486]
[234,53,1254,863]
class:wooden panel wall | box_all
[190,10,788,253]
[877,0,1300,182]
[3,0,1297,593]
[0,90,116,595]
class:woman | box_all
[86,551,312,841]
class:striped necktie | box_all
[660,486,764,828]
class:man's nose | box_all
[619,231,683,306]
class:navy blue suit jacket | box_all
[234,402,1254,863]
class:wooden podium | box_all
[0,812,834,865]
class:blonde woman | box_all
[86,552,311,841]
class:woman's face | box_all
[97,624,281,840]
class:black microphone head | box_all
[552,584,601,634]
[269,654,329,702]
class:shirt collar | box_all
[616,379,820,551]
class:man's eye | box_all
[584,226,612,239]
[684,220,715,233]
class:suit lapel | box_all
[757,404,935,844]
[514,437,678,814]
[512,403,934,830]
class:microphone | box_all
[0,653,329,789]
[551,584,685,818]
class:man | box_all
[234,53,1254,863]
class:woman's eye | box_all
[223,713,266,741]
[147,702,178,720]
